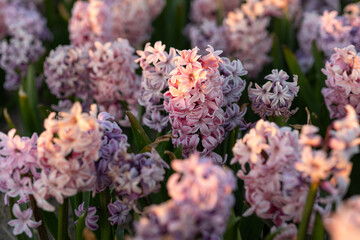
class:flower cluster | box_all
[0,129,38,204]
[108,148,169,204]
[95,112,129,193]
[296,105,359,201]
[248,69,299,120]
[324,196,360,240]
[33,102,102,211]
[136,41,176,132]
[88,39,140,125]
[189,0,240,24]
[321,45,360,119]
[135,153,236,240]
[44,45,91,102]
[163,46,226,161]
[223,6,272,77]
[219,57,248,131]
[232,106,360,226]
[297,4,360,71]
[69,0,112,49]
[44,38,139,125]
[0,0,49,90]
[231,119,307,225]
[69,0,165,47]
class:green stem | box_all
[297,182,319,240]
[57,198,69,240]
[99,189,112,240]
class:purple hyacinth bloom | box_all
[107,200,130,226]
[75,202,99,231]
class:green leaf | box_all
[19,87,36,136]
[223,211,242,240]
[174,144,183,159]
[40,210,59,239]
[239,212,264,240]
[58,198,69,240]
[126,111,151,152]
[75,209,87,240]
[312,211,324,240]
[99,189,112,240]
[270,34,284,70]
[83,191,91,209]
[24,65,41,133]
[283,46,320,114]
[115,229,124,240]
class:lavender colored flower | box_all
[186,20,227,56]
[8,204,41,238]
[223,6,272,77]
[270,223,297,240]
[248,69,299,120]
[135,153,236,240]
[0,129,39,204]
[95,112,129,192]
[44,45,91,101]
[321,45,360,119]
[108,148,169,203]
[88,39,140,126]
[136,41,176,132]
[75,202,99,231]
[189,0,240,24]
[0,0,49,90]
[107,200,130,226]
[104,0,165,47]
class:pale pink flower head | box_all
[69,0,113,48]
[223,7,272,77]
[324,196,360,240]
[321,45,360,119]
[8,204,41,238]
[34,102,102,211]
[164,46,226,159]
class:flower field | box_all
[0,0,360,240]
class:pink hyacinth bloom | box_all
[164,46,226,160]
[8,204,41,238]
[321,45,360,119]
[34,102,102,211]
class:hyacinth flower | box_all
[8,204,42,238]
[44,45,92,103]
[248,69,299,121]
[223,5,272,77]
[136,41,176,132]
[0,129,39,205]
[108,148,169,205]
[134,153,236,239]
[297,5,360,71]
[321,45,360,119]
[163,46,226,162]
[75,202,99,231]
[324,196,360,240]
[231,105,360,235]
[107,200,130,226]
[88,39,140,126]
[95,112,129,193]
[69,0,113,49]
[33,102,102,211]
[0,0,50,90]
[69,0,165,48]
